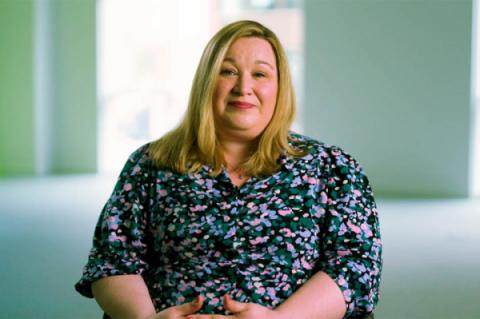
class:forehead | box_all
[223,37,277,67]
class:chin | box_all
[219,126,263,141]
[227,119,257,130]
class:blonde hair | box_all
[148,20,304,177]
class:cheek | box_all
[214,80,232,98]
[212,86,222,102]
[259,84,278,109]
[213,83,229,113]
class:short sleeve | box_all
[75,145,153,298]
[317,148,382,318]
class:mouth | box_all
[229,101,256,109]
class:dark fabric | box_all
[77,132,382,317]
[103,311,374,318]
[353,314,374,319]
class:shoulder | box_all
[287,132,367,178]
[288,133,375,202]
[288,132,354,163]
[119,143,153,176]
[128,143,151,161]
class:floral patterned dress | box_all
[75,133,382,318]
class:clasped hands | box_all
[147,294,284,319]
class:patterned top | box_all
[75,133,382,318]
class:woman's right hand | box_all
[146,295,204,319]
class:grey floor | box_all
[0,175,479,319]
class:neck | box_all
[218,138,254,169]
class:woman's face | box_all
[212,37,278,142]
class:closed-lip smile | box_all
[229,101,256,109]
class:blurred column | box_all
[50,0,97,174]
[34,0,54,175]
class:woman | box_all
[76,20,382,319]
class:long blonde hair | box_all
[148,20,303,177]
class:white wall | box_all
[304,0,473,197]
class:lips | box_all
[229,101,256,109]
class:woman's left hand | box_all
[186,294,285,319]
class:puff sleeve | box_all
[317,148,382,318]
[75,145,153,298]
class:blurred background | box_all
[0,0,479,318]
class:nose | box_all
[233,73,253,95]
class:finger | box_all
[175,295,204,315]
[223,294,248,313]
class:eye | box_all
[253,71,267,78]
[220,68,237,76]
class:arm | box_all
[274,271,346,319]
[75,146,154,304]
[92,275,156,319]
[315,148,382,317]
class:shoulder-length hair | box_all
[148,20,303,177]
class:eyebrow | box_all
[223,57,275,70]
